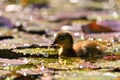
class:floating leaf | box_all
[12,47,58,57]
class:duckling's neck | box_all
[59,46,76,57]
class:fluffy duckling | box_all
[52,31,106,58]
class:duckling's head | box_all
[52,31,75,56]
[53,31,73,49]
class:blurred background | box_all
[0,1,120,80]
[0,0,120,38]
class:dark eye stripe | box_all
[57,35,66,40]
[59,37,66,40]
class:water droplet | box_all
[23,72,27,76]
[42,53,49,57]
[23,53,26,55]
[112,12,118,18]
[88,37,94,41]
[96,38,103,42]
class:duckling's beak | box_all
[51,43,55,46]
[51,40,61,47]
[51,40,57,46]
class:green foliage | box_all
[13,48,58,55]
[4,64,36,71]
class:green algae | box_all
[105,44,120,56]
[12,47,58,56]
[3,64,36,71]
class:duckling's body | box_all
[73,40,105,58]
[53,31,106,58]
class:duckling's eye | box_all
[58,36,66,40]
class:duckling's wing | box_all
[73,41,106,56]
[73,41,86,55]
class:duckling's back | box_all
[73,40,106,58]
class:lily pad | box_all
[94,60,120,70]
[0,58,28,66]
[105,44,120,56]
[12,47,58,57]
[3,64,36,71]
[0,70,11,77]
[26,57,100,70]
[0,38,29,49]
[55,71,119,80]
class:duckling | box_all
[52,31,106,58]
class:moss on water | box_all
[12,47,58,57]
